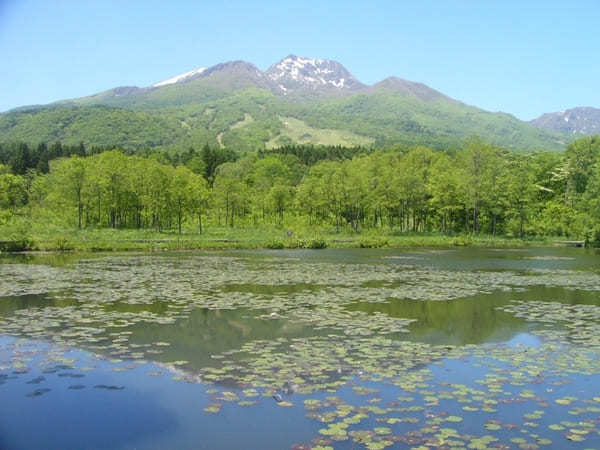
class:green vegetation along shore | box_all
[1,135,600,252]
[0,226,557,253]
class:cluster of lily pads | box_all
[2,252,600,448]
[498,300,600,353]
[186,331,600,448]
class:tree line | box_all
[2,136,600,241]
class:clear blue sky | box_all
[1,0,599,119]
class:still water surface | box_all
[1,248,600,449]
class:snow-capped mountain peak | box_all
[265,54,364,94]
[148,56,364,96]
[152,67,206,88]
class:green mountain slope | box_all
[0,57,571,151]
[0,105,188,148]
[63,61,270,111]
[285,91,568,150]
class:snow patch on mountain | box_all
[152,68,206,87]
[265,55,364,94]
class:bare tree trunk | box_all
[178,200,182,235]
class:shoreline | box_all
[0,227,574,253]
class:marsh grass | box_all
[0,223,555,252]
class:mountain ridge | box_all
[0,55,573,152]
[47,55,461,108]
[530,107,600,135]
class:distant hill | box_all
[530,107,600,135]
[0,55,570,151]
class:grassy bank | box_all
[0,225,559,252]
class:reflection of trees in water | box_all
[0,294,78,318]
[348,286,600,345]
[3,249,600,396]
[124,306,328,370]
[0,252,110,269]
[3,284,599,366]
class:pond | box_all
[1,247,600,449]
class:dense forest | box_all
[1,136,600,244]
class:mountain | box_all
[152,67,206,87]
[0,55,570,152]
[57,60,272,110]
[265,54,366,96]
[530,107,600,135]
[369,77,453,102]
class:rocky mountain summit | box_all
[264,54,365,95]
[142,55,453,101]
[145,55,365,97]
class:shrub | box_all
[450,236,470,246]
[53,236,74,251]
[307,239,327,249]
[0,238,36,252]
[265,240,285,249]
[358,238,389,248]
